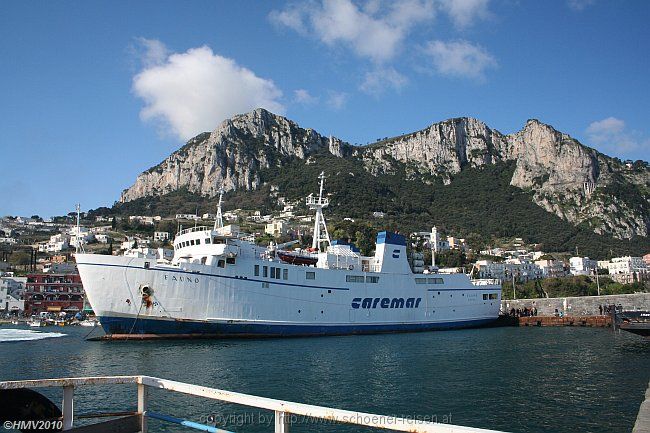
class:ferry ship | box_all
[76,174,501,338]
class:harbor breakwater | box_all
[501,292,650,316]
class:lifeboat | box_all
[277,251,318,266]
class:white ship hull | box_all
[76,253,500,337]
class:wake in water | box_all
[0,329,66,343]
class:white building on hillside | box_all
[39,234,70,253]
[569,256,596,276]
[607,256,648,274]
[265,220,289,237]
[534,259,566,278]
[154,231,170,242]
[95,234,112,244]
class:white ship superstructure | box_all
[76,176,501,337]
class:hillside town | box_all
[1,202,649,320]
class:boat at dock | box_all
[616,310,650,337]
[76,173,501,338]
[28,320,46,328]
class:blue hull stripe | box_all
[98,315,497,337]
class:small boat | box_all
[28,320,46,328]
[616,310,650,337]
[79,320,98,327]
[277,251,318,266]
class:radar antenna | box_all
[307,172,331,252]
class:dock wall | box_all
[501,292,650,316]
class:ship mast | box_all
[307,172,331,252]
[213,188,224,230]
[75,203,84,253]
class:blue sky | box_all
[1,0,648,217]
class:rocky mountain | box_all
[120,108,649,240]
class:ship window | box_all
[262,282,269,288]
[275,268,281,279]
[306,271,315,280]
[270,267,276,278]
[205,238,211,244]
[489,293,498,300]
[483,294,489,300]
[263,266,268,278]
[415,278,427,284]
[346,275,364,283]
[366,276,379,283]
[254,265,260,276]
[283,269,288,280]
[427,277,444,284]
[226,257,236,265]
[218,259,225,268]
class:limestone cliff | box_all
[120,109,649,239]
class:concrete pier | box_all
[633,380,650,433]
[502,293,650,317]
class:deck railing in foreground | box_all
[0,375,507,433]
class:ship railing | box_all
[177,226,212,236]
[471,278,501,286]
[361,264,382,273]
[0,375,507,433]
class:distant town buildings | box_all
[129,215,161,225]
[24,273,85,316]
[154,231,170,242]
[175,213,199,221]
[0,275,26,313]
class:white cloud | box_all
[586,117,648,155]
[360,67,408,95]
[438,0,491,29]
[268,6,308,33]
[132,40,284,140]
[326,90,348,109]
[135,37,170,67]
[423,39,497,80]
[567,0,595,11]
[270,0,436,63]
[294,89,319,104]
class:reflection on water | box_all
[0,325,647,433]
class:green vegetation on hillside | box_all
[95,157,650,259]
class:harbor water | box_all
[0,325,648,433]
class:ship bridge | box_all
[171,224,247,266]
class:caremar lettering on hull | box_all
[351,297,422,309]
